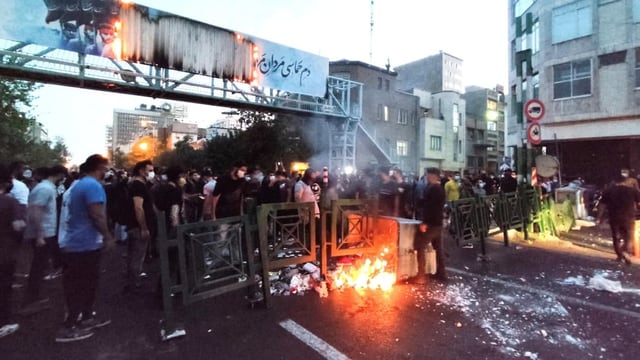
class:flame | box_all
[112,38,122,60]
[330,248,396,292]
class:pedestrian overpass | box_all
[0,0,362,172]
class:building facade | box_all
[112,103,178,154]
[395,52,464,94]
[508,0,640,185]
[330,60,420,174]
[414,90,467,173]
[463,86,506,175]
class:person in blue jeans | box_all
[56,155,114,343]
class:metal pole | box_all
[554,132,562,185]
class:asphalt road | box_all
[2,233,640,360]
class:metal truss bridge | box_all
[0,39,363,172]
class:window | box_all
[384,106,389,121]
[398,110,409,125]
[452,103,460,127]
[410,111,416,125]
[377,77,382,90]
[634,0,640,22]
[531,21,540,54]
[377,104,383,120]
[532,73,540,99]
[552,0,592,44]
[553,59,591,99]
[487,100,497,110]
[385,79,390,91]
[430,136,442,151]
[487,122,498,131]
[397,140,408,156]
[599,50,626,67]
[514,0,535,17]
[636,48,640,88]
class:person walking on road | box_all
[56,155,113,343]
[412,167,447,284]
[211,162,248,220]
[597,174,640,265]
[19,165,68,316]
[0,164,26,339]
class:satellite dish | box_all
[535,155,560,177]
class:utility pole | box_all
[369,0,374,63]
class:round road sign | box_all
[524,99,545,122]
[527,122,542,145]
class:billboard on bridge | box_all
[0,0,328,97]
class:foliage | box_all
[154,111,312,174]
[110,147,127,169]
[154,135,206,170]
[0,77,69,166]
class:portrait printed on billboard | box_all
[0,1,329,97]
[0,0,123,59]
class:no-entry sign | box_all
[524,99,545,122]
[527,122,542,145]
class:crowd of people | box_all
[6,152,619,342]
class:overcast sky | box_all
[31,0,508,164]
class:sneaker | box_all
[79,313,111,331]
[0,324,19,339]
[17,298,51,316]
[55,326,94,343]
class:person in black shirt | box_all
[125,160,157,291]
[212,162,248,219]
[597,175,640,265]
[413,167,447,284]
[152,166,183,237]
[499,168,518,193]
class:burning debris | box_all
[263,249,398,297]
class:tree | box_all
[0,77,69,166]
[0,77,40,161]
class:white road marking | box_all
[448,267,640,320]
[279,319,350,360]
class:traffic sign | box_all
[527,122,542,145]
[524,99,545,122]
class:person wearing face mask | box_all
[212,162,249,220]
[123,160,157,293]
[473,179,487,197]
[620,169,639,191]
[19,165,68,316]
[444,173,461,202]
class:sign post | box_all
[524,99,545,122]
[527,122,542,145]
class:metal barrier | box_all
[320,199,379,273]
[449,189,534,256]
[256,202,317,308]
[157,212,262,340]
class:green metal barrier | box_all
[449,197,482,248]
[449,188,533,256]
